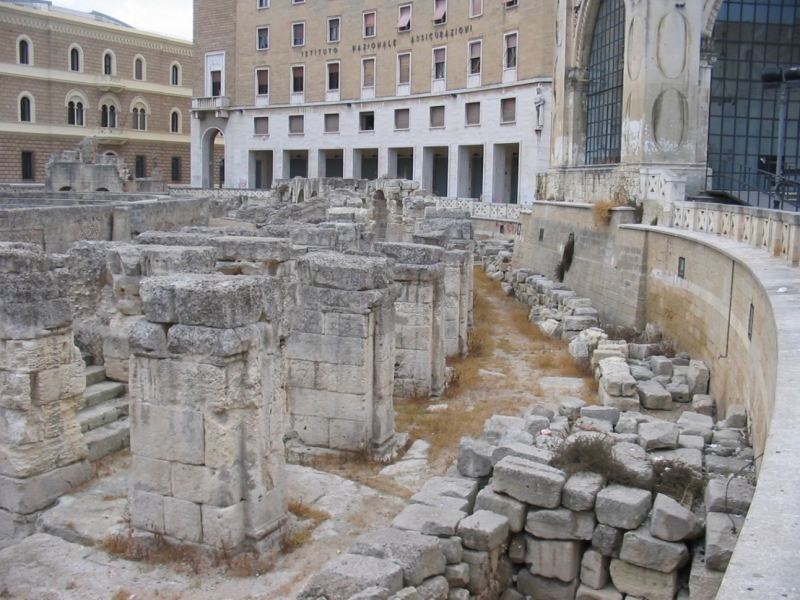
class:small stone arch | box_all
[133,54,146,81]
[68,43,83,72]
[96,188,110,192]
[18,92,35,123]
[59,186,73,191]
[297,189,305,203]
[573,0,609,70]
[704,0,727,37]
[17,34,33,66]
[201,126,226,188]
[102,49,116,75]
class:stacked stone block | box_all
[376,242,446,399]
[287,251,400,455]
[0,242,91,547]
[128,274,287,550]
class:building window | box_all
[170,110,181,133]
[585,0,624,165]
[501,98,516,123]
[254,116,269,134]
[433,47,446,80]
[21,152,34,180]
[257,0,269,8]
[19,38,30,65]
[324,113,339,133]
[362,58,375,89]
[211,71,222,97]
[67,101,84,126]
[398,53,411,85]
[469,41,482,74]
[171,63,181,86]
[134,57,145,81]
[103,52,114,75]
[504,33,518,69]
[470,0,483,18]
[360,111,375,131]
[171,157,181,182]
[258,27,269,50]
[327,62,340,91]
[19,95,32,122]
[395,108,410,130]
[363,11,376,37]
[292,22,305,47]
[430,105,445,128]
[433,0,447,25]
[135,156,146,178]
[101,105,117,128]
[328,17,341,43]
[292,0,304,3]
[292,66,304,93]
[398,4,412,31]
[132,107,147,131]
[504,0,519,7]
[289,115,304,134]
[465,101,480,125]
[256,68,269,95]
[69,46,81,72]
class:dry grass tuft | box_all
[592,198,627,225]
[651,459,707,506]
[101,531,204,575]
[288,500,330,526]
[279,529,313,553]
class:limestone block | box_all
[516,569,579,600]
[508,532,526,563]
[201,502,245,549]
[444,562,469,587]
[418,477,478,506]
[562,471,606,512]
[525,507,595,540]
[474,488,527,532]
[580,549,610,590]
[483,415,526,444]
[688,551,724,600]
[492,456,567,508]
[724,405,748,429]
[415,575,448,600]
[611,443,653,484]
[447,589,469,600]
[499,588,523,600]
[524,536,582,582]
[438,536,463,564]
[598,386,640,412]
[457,510,510,551]
[559,396,587,420]
[676,412,714,443]
[649,494,703,542]
[687,360,710,396]
[649,356,673,377]
[705,512,743,571]
[704,478,754,515]
[166,323,264,358]
[609,559,677,600]
[128,321,168,356]
[130,403,204,465]
[491,443,554,467]
[171,463,242,507]
[411,492,470,513]
[620,527,689,573]
[629,365,655,381]
[30,361,85,406]
[524,414,551,437]
[678,434,705,451]
[163,496,202,543]
[349,528,446,587]
[498,428,534,446]
[349,587,391,600]
[592,523,622,557]
[601,371,637,398]
[579,406,620,425]
[131,455,171,496]
[0,460,91,514]
[2,332,78,373]
[649,448,703,471]
[130,489,164,534]
[595,485,652,530]
[392,504,467,537]
[665,382,690,403]
[636,380,672,410]
[576,584,622,600]
[296,251,393,291]
[0,372,32,411]
[456,437,494,478]
[638,421,679,450]
[298,554,404,600]
[0,298,73,340]
[692,394,716,417]
[563,315,598,331]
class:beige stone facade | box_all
[0,1,192,185]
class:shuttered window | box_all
[364,12,376,37]
[257,69,269,95]
[433,48,446,79]
[433,0,447,24]
[254,116,269,134]
[289,115,304,134]
[398,53,411,84]
[471,0,483,17]
[327,63,340,90]
[398,5,411,30]
[363,58,375,87]
[292,66,304,92]
[430,105,445,128]
[465,102,480,125]
[505,33,517,68]
[469,41,482,74]
[501,98,516,123]
[324,113,339,133]
[395,108,410,129]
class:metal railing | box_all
[707,160,800,211]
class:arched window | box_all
[584,0,625,165]
[103,52,114,75]
[134,57,144,81]
[19,39,30,65]
[132,107,147,130]
[70,46,81,72]
[101,105,117,128]
[171,63,181,86]
[20,95,32,122]
[170,110,181,133]
[67,101,84,126]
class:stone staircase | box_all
[77,363,129,461]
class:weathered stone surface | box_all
[665,382,690,403]
[474,488,526,533]
[517,568,579,599]
[609,559,678,600]
[417,477,478,506]
[620,526,690,573]
[443,562,469,587]
[491,443,554,467]
[580,406,620,425]
[595,485,651,530]
[456,437,494,478]
[688,551,724,600]
[649,448,703,471]
[492,456,566,508]
[574,417,614,434]
[687,360,710,396]
[677,412,714,442]
[630,365,655,381]
[392,504,467,537]
[692,394,716,417]
[525,507,595,541]
[576,583,623,600]
[438,536,463,565]
[201,502,245,549]
[348,587,391,600]
[636,380,672,410]
[349,528,446,586]
[559,397,587,420]
[723,405,748,429]
[415,575,448,600]
[411,492,470,513]
[649,356,673,377]
[508,532,526,563]
[524,536,582,582]
[649,494,703,542]
[457,510,510,551]
[523,414,551,437]
[562,471,606,512]
[0,460,92,514]
[704,478,754,515]
[298,554,404,600]
[705,512,743,571]
[705,455,752,477]
[611,442,653,484]
[678,434,705,451]
[580,548,610,590]
[598,385,640,411]
[592,523,622,557]
[638,421,679,450]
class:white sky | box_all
[54,0,193,40]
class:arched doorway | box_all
[201,127,226,188]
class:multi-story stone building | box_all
[0,0,193,186]
[191,0,556,204]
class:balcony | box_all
[95,127,127,145]
[191,96,231,118]
[97,75,126,93]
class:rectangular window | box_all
[292,65,304,92]
[433,0,447,25]
[256,68,269,95]
[398,4,412,31]
[254,116,269,134]
[363,11,376,37]
[501,98,516,123]
[360,111,375,131]
[433,47,446,80]
[257,0,269,8]
[324,113,340,133]
[327,62,340,91]
[289,115,304,134]
[470,0,483,17]
[171,157,181,182]
[430,105,445,128]
[292,0,304,3]
[292,22,305,47]
[504,33,518,68]
[135,155,146,178]
[469,41,482,74]
[465,101,480,125]
[257,27,269,50]
[328,17,341,42]
[398,53,411,85]
[211,70,222,97]
[21,151,33,180]
[504,0,519,7]
[395,108,410,130]
[362,58,375,88]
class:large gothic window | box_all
[585,0,625,165]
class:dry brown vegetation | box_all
[592,198,628,225]
[288,500,330,527]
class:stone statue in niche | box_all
[534,87,545,131]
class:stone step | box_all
[77,397,129,433]
[83,381,126,409]
[84,417,130,462]
[84,365,107,387]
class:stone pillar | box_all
[0,242,91,547]
[444,250,471,357]
[286,251,400,456]
[377,243,446,399]
[129,274,287,551]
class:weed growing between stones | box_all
[288,500,330,527]
[651,459,707,506]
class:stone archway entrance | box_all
[201,127,226,188]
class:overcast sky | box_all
[55,0,193,40]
